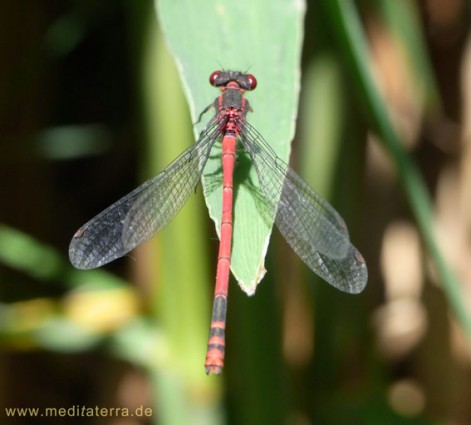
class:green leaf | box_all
[376,0,441,110]
[157,0,305,294]
[322,0,471,337]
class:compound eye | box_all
[209,70,221,86]
[247,74,257,90]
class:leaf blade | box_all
[157,0,305,294]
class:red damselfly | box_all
[69,70,368,374]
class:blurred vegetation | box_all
[1,0,471,424]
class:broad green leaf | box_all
[157,0,305,294]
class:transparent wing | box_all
[69,118,221,269]
[240,122,367,294]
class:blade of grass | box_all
[156,0,306,295]
[138,11,222,425]
[0,224,128,290]
[142,13,212,381]
[376,0,441,110]
[321,0,471,337]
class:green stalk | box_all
[139,12,222,425]
[322,0,471,337]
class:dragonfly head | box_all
[209,70,257,91]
